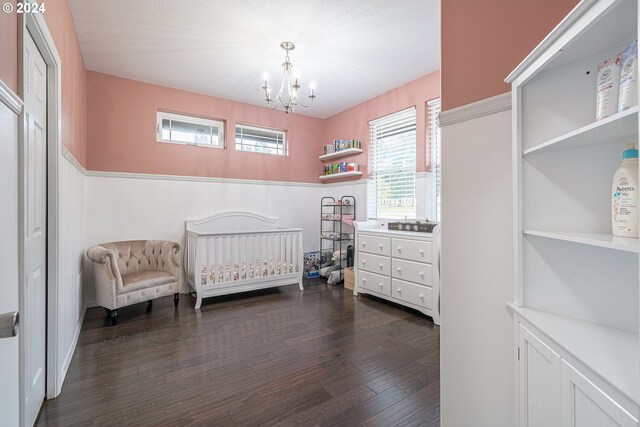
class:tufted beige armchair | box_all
[87,240,181,325]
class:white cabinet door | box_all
[562,360,638,427]
[519,324,562,427]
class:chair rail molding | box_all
[0,79,23,115]
[440,92,512,127]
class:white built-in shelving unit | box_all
[506,0,640,425]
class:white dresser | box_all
[354,221,440,325]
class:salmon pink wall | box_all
[0,1,17,93]
[322,71,440,177]
[44,0,88,166]
[441,0,579,111]
[86,71,325,183]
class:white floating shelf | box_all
[523,106,638,156]
[319,171,363,181]
[507,303,639,405]
[319,148,363,161]
[523,229,640,253]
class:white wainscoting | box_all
[83,172,368,304]
[439,97,515,426]
[57,151,87,389]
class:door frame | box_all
[18,10,62,415]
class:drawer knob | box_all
[378,263,383,269]
[397,268,402,273]
[378,283,383,289]
[397,288,402,294]
[362,242,366,247]
[419,272,424,277]
[362,278,366,283]
[361,260,366,265]
[397,246,402,252]
[419,249,424,255]
[419,294,424,300]
[378,244,383,249]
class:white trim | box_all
[85,168,347,187]
[59,304,86,386]
[0,79,23,115]
[440,92,512,127]
[505,0,599,83]
[61,147,87,175]
[20,12,63,406]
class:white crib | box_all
[185,211,304,309]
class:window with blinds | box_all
[236,124,287,156]
[427,98,441,221]
[367,107,417,219]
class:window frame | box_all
[427,98,441,222]
[367,106,418,220]
[156,111,226,149]
[235,123,288,157]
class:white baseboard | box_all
[57,303,87,396]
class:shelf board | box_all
[319,171,363,181]
[523,107,638,156]
[507,303,639,405]
[524,230,640,253]
[319,148,363,161]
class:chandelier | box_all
[262,42,316,113]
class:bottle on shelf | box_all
[611,143,639,237]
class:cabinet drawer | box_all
[358,270,390,295]
[392,258,432,286]
[358,252,391,275]
[358,234,391,256]
[392,237,432,263]
[391,278,433,309]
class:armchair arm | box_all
[157,241,181,280]
[87,245,123,309]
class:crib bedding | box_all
[200,258,300,285]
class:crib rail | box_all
[187,229,303,290]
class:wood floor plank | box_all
[38,280,440,426]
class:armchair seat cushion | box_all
[121,271,176,293]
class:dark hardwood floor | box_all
[38,280,440,426]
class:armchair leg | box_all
[174,293,179,307]
[107,309,118,326]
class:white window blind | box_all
[367,107,417,219]
[157,111,224,148]
[236,124,287,156]
[427,98,441,221]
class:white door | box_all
[519,323,562,427]
[561,360,638,427]
[21,31,47,427]
[0,80,22,426]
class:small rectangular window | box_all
[236,124,287,156]
[156,111,224,148]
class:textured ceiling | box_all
[68,0,440,118]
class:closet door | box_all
[561,360,638,427]
[519,324,562,427]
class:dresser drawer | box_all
[392,238,432,263]
[358,252,391,276]
[391,278,433,309]
[358,270,390,295]
[358,234,391,256]
[392,258,432,286]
